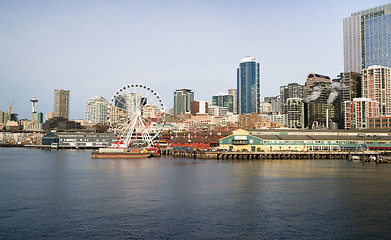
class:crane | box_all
[9,100,15,115]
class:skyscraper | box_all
[54,89,70,119]
[280,83,305,114]
[84,96,109,124]
[212,93,234,113]
[305,73,331,92]
[173,89,194,115]
[228,88,238,114]
[237,56,260,114]
[344,3,391,73]
[362,65,391,116]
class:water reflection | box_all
[1,149,391,239]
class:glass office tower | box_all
[344,3,391,73]
[173,89,194,115]
[237,56,260,114]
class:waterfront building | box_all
[280,83,305,114]
[228,88,238,114]
[344,98,379,129]
[54,89,70,119]
[84,96,109,124]
[42,132,115,148]
[344,3,391,73]
[368,116,391,129]
[362,65,391,116]
[173,89,194,115]
[212,93,234,113]
[165,131,231,150]
[237,57,260,114]
[190,101,208,116]
[286,98,305,129]
[219,128,391,152]
[305,73,331,92]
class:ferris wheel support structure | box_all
[108,84,165,148]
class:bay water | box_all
[1,148,391,239]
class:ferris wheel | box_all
[107,84,165,148]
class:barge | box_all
[92,148,152,159]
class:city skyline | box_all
[1,0,390,119]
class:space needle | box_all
[30,97,38,113]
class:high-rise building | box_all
[0,110,10,124]
[305,73,331,92]
[228,88,238,114]
[362,65,391,116]
[212,93,234,113]
[173,89,194,115]
[263,96,274,103]
[344,3,391,73]
[280,83,305,114]
[54,89,70,119]
[344,98,379,129]
[32,112,43,124]
[237,56,260,114]
[286,98,305,128]
[271,95,282,113]
[306,82,337,129]
[340,72,362,102]
[84,96,109,124]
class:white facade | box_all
[84,96,109,124]
[344,98,379,129]
[208,106,228,117]
[259,102,272,113]
[362,65,391,116]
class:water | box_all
[1,148,391,239]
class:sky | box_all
[0,0,390,119]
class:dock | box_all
[161,149,389,161]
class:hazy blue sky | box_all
[1,0,390,119]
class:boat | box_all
[349,155,361,161]
[92,148,152,159]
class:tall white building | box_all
[84,96,109,124]
[362,65,391,116]
[344,98,379,129]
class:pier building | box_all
[219,129,391,152]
